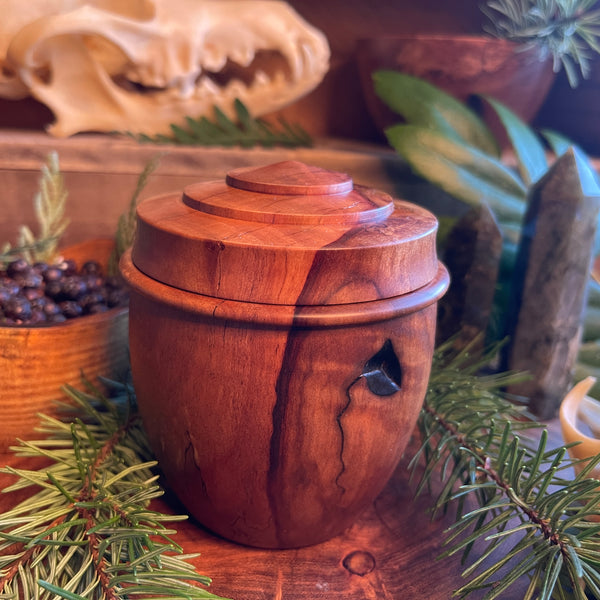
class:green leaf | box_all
[373,70,499,156]
[384,124,527,223]
[483,96,548,186]
[541,130,600,194]
[541,129,579,157]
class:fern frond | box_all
[129,100,312,148]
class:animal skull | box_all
[1,0,330,136]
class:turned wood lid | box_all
[131,161,440,306]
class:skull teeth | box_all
[229,47,255,68]
[253,69,269,86]
[195,76,221,97]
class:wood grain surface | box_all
[0,239,129,449]
[120,161,449,548]
[131,160,440,305]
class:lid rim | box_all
[132,160,442,306]
[121,250,449,328]
[225,161,354,196]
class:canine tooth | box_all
[253,69,270,85]
[224,78,247,96]
[196,76,221,97]
[176,74,199,98]
[271,70,287,86]
[229,46,255,67]
[201,51,228,72]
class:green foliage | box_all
[0,380,228,600]
[108,155,163,276]
[382,121,527,223]
[130,100,312,148]
[420,339,600,599]
[372,71,499,156]
[482,0,600,87]
[374,69,600,370]
[373,71,549,235]
[373,72,599,224]
[1,344,599,598]
[0,152,70,266]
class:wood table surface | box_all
[0,418,565,600]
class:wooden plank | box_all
[0,131,409,248]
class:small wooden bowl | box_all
[560,377,600,521]
[0,238,129,448]
[560,377,600,479]
[356,34,555,135]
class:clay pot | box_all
[121,161,449,548]
[0,238,129,448]
[357,34,555,136]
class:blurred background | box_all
[1,0,596,154]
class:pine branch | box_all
[108,155,163,276]
[129,100,312,148]
[0,379,229,600]
[418,338,600,599]
[1,152,70,266]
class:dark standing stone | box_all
[504,149,600,418]
[436,204,502,352]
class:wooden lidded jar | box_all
[120,161,449,549]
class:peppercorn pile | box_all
[0,257,128,326]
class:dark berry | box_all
[80,261,102,275]
[44,279,63,299]
[4,296,33,321]
[17,271,44,289]
[29,309,47,324]
[87,303,109,315]
[107,288,128,308]
[22,286,45,302]
[42,300,61,317]
[0,277,19,295]
[0,286,13,304]
[56,259,77,276]
[104,276,122,290]
[6,258,29,278]
[43,266,64,283]
[80,292,105,313]
[83,274,104,291]
[32,262,49,276]
[61,276,88,300]
[59,300,83,319]
[1,256,127,327]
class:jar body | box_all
[125,262,443,548]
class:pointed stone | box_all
[436,204,502,353]
[505,148,600,418]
